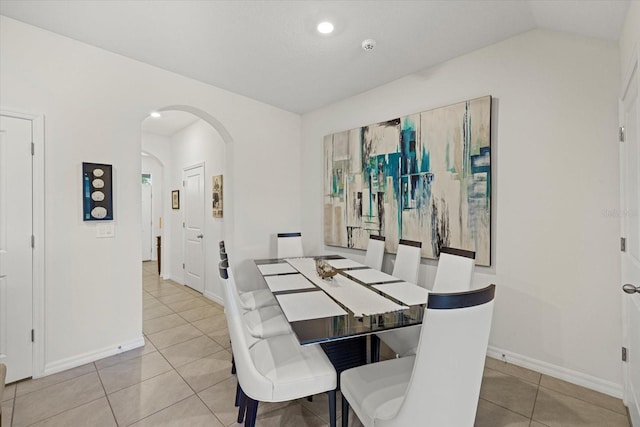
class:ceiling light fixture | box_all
[317,21,334,34]
[149,111,161,118]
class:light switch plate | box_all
[96,223,115,238]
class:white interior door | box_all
[0,115,33,383]
[621,52,640,426]
[141,183,152,261]
[184,164,204,293]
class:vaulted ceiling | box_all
[0,1,630,115]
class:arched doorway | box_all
[141,106,233,303]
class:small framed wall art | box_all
[82,162,113,221]
[171,190,180,209]
[212,174,223,218]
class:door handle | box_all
[196,234,203,239]
[623,284,640,294]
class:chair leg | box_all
[235,383,241,407]
[237,388,247,423]
[370,334,380,363]
[328,389,337,427]
[245,398,259,427]
[342,395,350,427]
[307,395,313,402]
[231,355,236,375]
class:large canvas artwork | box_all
[324,96,491,265]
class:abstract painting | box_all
[324,96,491,265]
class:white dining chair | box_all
[377,247,476,357]
[219,261,338,427]
[432,247,477,293]
[364,235,385,270]
[277,232,304,258]
[391,239,422,283]
[231,272,291,340]
[340,284,496,427]
[219,245,278,310]
[372,239,422,360]
[219,247,290,339]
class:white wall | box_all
[141,154,163,261]
[302,29,622,395]
[0,16,301,374]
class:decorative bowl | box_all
[315,259,338,279]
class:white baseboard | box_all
[41,336,145,378]
[204,290,224,306]
[487,345,623,399]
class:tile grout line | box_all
[18,396,109,427]
[15,368,106,427]
[535,384,632,422]
[476,397,534,424]
[93,362,120,426]
[151,312,228,427]
[528,381,543,426]
[492,364,630,421]
[10,392,16,427]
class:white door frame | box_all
[0,109,45,379]
[620,44,640,425]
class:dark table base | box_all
[320,336,368,389]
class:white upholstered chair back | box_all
[277,232,304,258]
[432,247,476,293]
[363,235,385,270]
[380,285,495,427]
[391,239,422,283]
[218,261,274,401]
[376,246,475,358]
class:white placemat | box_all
[325,258,366,270]
[372,282,429,306]
[257,263,298,276]
[276,291,347,322]
[264,273,315,293]
[285,258,408,317]
[346,268,399,284]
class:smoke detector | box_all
[361,39,376,52]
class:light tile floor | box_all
[0,261,631,426]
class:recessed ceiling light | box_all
[317,21,334,34]
[149,111,161,118]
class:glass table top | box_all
[254,255,428,345]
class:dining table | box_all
[254,254,429,377]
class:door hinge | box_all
[619,126,625,142]
[182,222,185,228]
[182,263,185,269]
[31,329,35,342]
[182,180,186,187]
[622,346,628,362]
[621,237,627,252]
[31,141,35,155]
[31,235,35,248]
